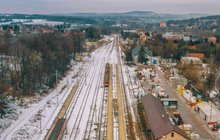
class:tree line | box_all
[0,31,85,98]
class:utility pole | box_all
[187,80,192,104]
[56,69,58,107]
[209,99,213,124]
[38,110,42,134]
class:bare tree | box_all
[9,43,29,100]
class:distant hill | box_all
[0,11,215,26]
[51,11,208,19]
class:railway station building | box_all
[141,94,189,140]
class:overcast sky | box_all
[0,0,220,15]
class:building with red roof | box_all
[186,53,204,60]
[160,21,167,28]
[186,46,197,50]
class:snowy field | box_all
[24,19,64,26]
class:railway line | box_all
[106,36,128,140]
[42,41,113,140]
[44,36,132,140]
[65,43,113,140]
[44,47,99,140]
[97,45,113,140]
[116,36,138,140]
[3,59,86,140]
[83,46,113,139]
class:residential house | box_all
[183,36,190,42]
[160,21,167,28]
[186,53,204,60]
[142,94,189,140]
[123,30,137,34]
[186,46,197,50]
[162,32,183,41]
[140,31,147,43]
[7,29,14,35]
[181,57,202,65]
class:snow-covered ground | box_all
[0,35,139,140]
[0,41,111,140]
[62,41,114,140]
[0,59,90,140]
[24,19,64,26]
[118,44,145,140]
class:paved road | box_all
[142,66,216,140]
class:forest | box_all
[0,31,85,98]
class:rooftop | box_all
[141,94,188,139]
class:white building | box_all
[195,102,220,124]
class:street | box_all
[142,65,216,140]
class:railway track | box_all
[83,44,113,140]
[46,38,123,140]
[116,35,137,140]
[62,42,114,140]
[3,59,87,140]
[67,47,108,139]
[98,87,108,140]
[97,40,115,140]
[44,55,95,140]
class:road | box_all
[142,65,216,140]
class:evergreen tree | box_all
[138,46,148,64]
[125,49,133,63]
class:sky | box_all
[0,0,220,15]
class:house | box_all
[140,31,147,43]
[186,53,204,60]
[183,36,190,42]
[195,102,220,124]
[162,32,183,41]
[186,45,197,50]
[7,29,14,34]
[181,57,202,65]
[142,94,189,140]
[208,37,217,44]
[160,21,167,28]
[132,47,153,64]
[123,30,137,34]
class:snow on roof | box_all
[181,57,202,63]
